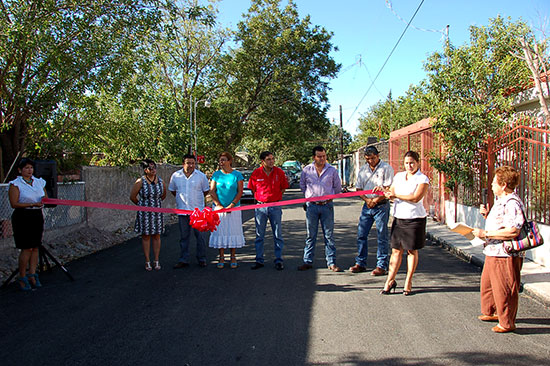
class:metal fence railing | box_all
[0,182,86,238]
[485,113,550,224]
[389,113,550,225]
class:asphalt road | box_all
[1,188,549,365]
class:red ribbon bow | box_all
[189,207,221,232]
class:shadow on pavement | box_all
[306,351,550,366]
[0,208,316,365]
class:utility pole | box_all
[339,105,344,159]
[339,105,345,185]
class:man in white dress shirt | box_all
[169,154,210,268]
[349,146,394,275]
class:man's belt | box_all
[374,199,389,206]
[312,199,332,205]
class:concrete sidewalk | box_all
[426,219,550,308]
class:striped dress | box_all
[134,176,164,235]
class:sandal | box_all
[153,261,161,270]
[17,276,31,291]
[230,257,238,269]
[27,273,42,288]
[217,255,225,269]
[145,262,152,271]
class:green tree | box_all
[217,0,340,164]
[425,16,532,188]
[324,124,352,162]
[25,0,225,168]
[0,0,163,178]
[353,84,431,150]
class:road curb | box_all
[426,223,550,308]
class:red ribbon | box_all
[43,189,383,232]
[189,207,220,232]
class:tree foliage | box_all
[353,84,432,150]
[26,0,226,168]
[218,0,340,166]
[425,16,532,188]
[2,0,341,174]
[0,0,164,178]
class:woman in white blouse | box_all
[380,151,429,296]
[472,166,524,333]
[8,158,48,291]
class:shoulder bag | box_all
[503,201,544,254]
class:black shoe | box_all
[298,263,313,271]
[173,262,189,269]
[251,263,264,270]
[275,262,284,271]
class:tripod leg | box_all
[39,245,75,281]
[1,268,20,289]
[39,248,52,272]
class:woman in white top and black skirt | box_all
[380,151,429,296]
[8,158,48,291]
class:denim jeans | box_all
[303,201,336,266]
[355,201,390,269]
[178,215,206,263]
[254,207,284,264]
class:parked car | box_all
[282,161,301,181]
[280,166,297,185]
[282,160,302,173]
[240,170,255,203]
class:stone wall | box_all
[0,164,182,283]
[82,164,179,231]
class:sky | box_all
[215,0,549,136]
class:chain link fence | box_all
[0,182,86,237]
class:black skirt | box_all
[390,217,426,250]
[11,208,44,249]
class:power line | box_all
[362,62,385,99]
[346,0,426,126]
[386,0,447,40]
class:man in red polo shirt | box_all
[248,151,289,270]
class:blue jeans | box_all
[303,202,336,266]
[355,201,390,269]
[178,215,206,263]
[254,207,284,264]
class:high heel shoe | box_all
[403,289,413,296]
[153,261,161,270]
[380,280,397,295]
[27,273,42,288]
[17,276,31,291]
[145,262,152,271]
